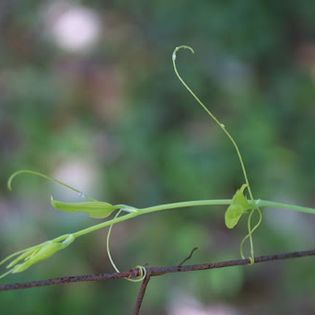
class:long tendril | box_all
[106,209,146,282]
[172,46,262,262]
[8,170,96,201]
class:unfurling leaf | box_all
[12,242,64,273]
[1,234,75,277]
[225,184,251,229]
[51,197,119,219]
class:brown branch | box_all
[132,272,151,315]
[1,248,315,292]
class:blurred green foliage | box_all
[1,0,315,314]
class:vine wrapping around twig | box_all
[1,248,315,292]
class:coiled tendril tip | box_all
[172,45,195,62]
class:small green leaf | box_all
[8,234,75,274]
[225,184,251,229]
[12,242,63,273]
[7,248,36,269]
[51,197,118,219]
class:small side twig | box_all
[132,272,151,315]
[178,247,199,266]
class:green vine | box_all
[172,45,262,263]
[1,46,314,281]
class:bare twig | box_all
[132,272,151,315]
[1,248,315,292]
[178,247,199,266]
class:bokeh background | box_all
[1,1,315,314]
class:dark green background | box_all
[1,0,315,314]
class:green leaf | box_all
[12,242,63,273]
[225,184,251,229]
[7,248,36,269]
[9,234,75,274]
[51,197,118,219]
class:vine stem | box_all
[2,197,314,279]
[71,199,315,239]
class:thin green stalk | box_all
[72,199,315,239]
[2,197,314,280]
[172,47,253,200]
[106,209,147,282]
[256,200,315,215]
[8,170,96,201]
[106,209,123,273]
[172,46,262,261]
